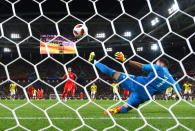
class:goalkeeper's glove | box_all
[115,52,126,62]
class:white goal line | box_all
[0,117,195,120]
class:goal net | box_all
[0,0,194,130]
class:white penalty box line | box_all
[0,117,195,120]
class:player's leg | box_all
[95,62,121,81]
[189,90,192,101]
[169,92,172,100]
[105,93,142,114]
[13,91,15,100]
[116,93,119,100]
[10,91,12,100]
[71,87,74,99]
[153,95,156,100]
[184,90,187,100]
[91,91,93,99]
[165,91,168,101]
[72,88,75,99]
[93,91,96,99]
[92,92,95,99]
[66,88,71,100]
[62,84,68,100]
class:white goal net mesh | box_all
[0,0,194,130]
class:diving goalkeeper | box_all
[88,52,181,114]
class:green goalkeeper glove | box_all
[115,52,126,62]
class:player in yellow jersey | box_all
[10,83,17,100]
[165,87,172,100]
[91,83,97,100]
[183,81,193,101]
[112,81,119,100]
[33,89,37,100]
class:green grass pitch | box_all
[0,99,194,131]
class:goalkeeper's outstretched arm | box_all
[115,52,143,69]
[128,61,143,69]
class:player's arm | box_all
[115,52,143,68]
[128,61,143,69]
[115,52,158,72]
[60,74,67,80]
[74,74,78,82]
[129,61,160,72]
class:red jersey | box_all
[28,86,34,92]
[41,89,43,94]
[63,72,76,83]
[37,89,40,95]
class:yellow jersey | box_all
[91,85,97,92]
[33,90,37,95]
[112,83,119,92]
[166,87,172,92]
[10,83,16,92]
[184,83,192,91]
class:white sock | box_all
[153,95,156,100]
[184,96,187,100]
[189,96,192,101]
[165,96,168,101]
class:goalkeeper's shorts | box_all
[117,73,149,101]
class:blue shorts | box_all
[117,73,149,108]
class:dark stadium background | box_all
[0,0,194,99]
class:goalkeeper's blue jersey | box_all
[134,64,181,99]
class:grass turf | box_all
[0,99,194,131]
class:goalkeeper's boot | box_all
[88,52,95,63]
[104,106,121,115]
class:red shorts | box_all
[124,90,129,96]
[64,82,74,92]
[29,91,33,97]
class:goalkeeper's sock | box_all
[119,106,127,113]
[95,62,116,77]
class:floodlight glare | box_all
[11,33,20,39]
[151,44,158,50]
[124,32,132,37]
[96,33,105,38]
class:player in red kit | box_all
[41,88,44,99]
[80,92,83,100]
[71,82,76,99]
[37,89,40,100]
[28,85,34,100]
[61,67,77,101]
[124,89,130,100]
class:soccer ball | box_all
[73,24,88,39]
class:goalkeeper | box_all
[88,52,181,114]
